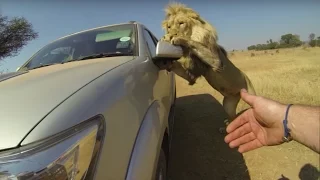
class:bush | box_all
[309,40,320,47]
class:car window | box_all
[143,29,157,57]
[24,24,137,70]
[149,31,159,44]
[28,47,74,68]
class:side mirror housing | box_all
[154,40,183,59]
[152,41,183,70]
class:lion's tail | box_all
[243,73,256,95]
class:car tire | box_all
[155,148,167,180]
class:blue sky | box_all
[1,0,319,72]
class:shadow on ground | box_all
[298,163,320,180]
[278,163,320,180]
[168,94,250,180]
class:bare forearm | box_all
[287,104,320,153]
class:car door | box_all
[142,27,173,112]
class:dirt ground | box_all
[167,48,320,180]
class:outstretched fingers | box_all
[224,121,252,143]
[228,132,256,148]
[238,139,263,153]
[225,110,251,134]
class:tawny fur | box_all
[160,2,256,129]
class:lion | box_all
[159,2,256,132]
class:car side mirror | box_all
[152,41,183,70]
[154,40,183,59]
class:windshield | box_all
[22,24,137,70]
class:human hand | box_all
[224,89,287,153]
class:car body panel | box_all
[0,71,29,83]
[125,101,165,180]
[0,56,134,150]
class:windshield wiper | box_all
[80,52,133,60]
[64,52,133,63]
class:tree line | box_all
[247,33,320,51]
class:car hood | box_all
[0,56,134,150]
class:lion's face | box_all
[162,13,195,39]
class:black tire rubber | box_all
[155,148,167,180]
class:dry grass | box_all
[168,47,320,180]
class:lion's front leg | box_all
[171,37,224,72]
[170,60,196,85]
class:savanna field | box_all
[167,47,320,180]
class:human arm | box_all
[224,89,320,153]
[286,104,320,153]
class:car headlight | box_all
[0,116,104,180]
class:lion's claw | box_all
[170,37,180,45]
[186,70,196,85]
[171,37,188,46]
[219,127,227,134]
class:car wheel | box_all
[155,148,167,180]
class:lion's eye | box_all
[179,22,184,25]
[167,26,171,29]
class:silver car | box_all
[0,21,182,180]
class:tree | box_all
[247,45,256,50]
[280,34,294,44]
[279,33,302,48]
[0,13,38,61]
[309,40,316,47]
[309,33,315,41]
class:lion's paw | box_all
[219,119,231,134]
[186,70,196,85]
[224,119,230,126]
[219,127,227,134]
[171,37,187,46]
